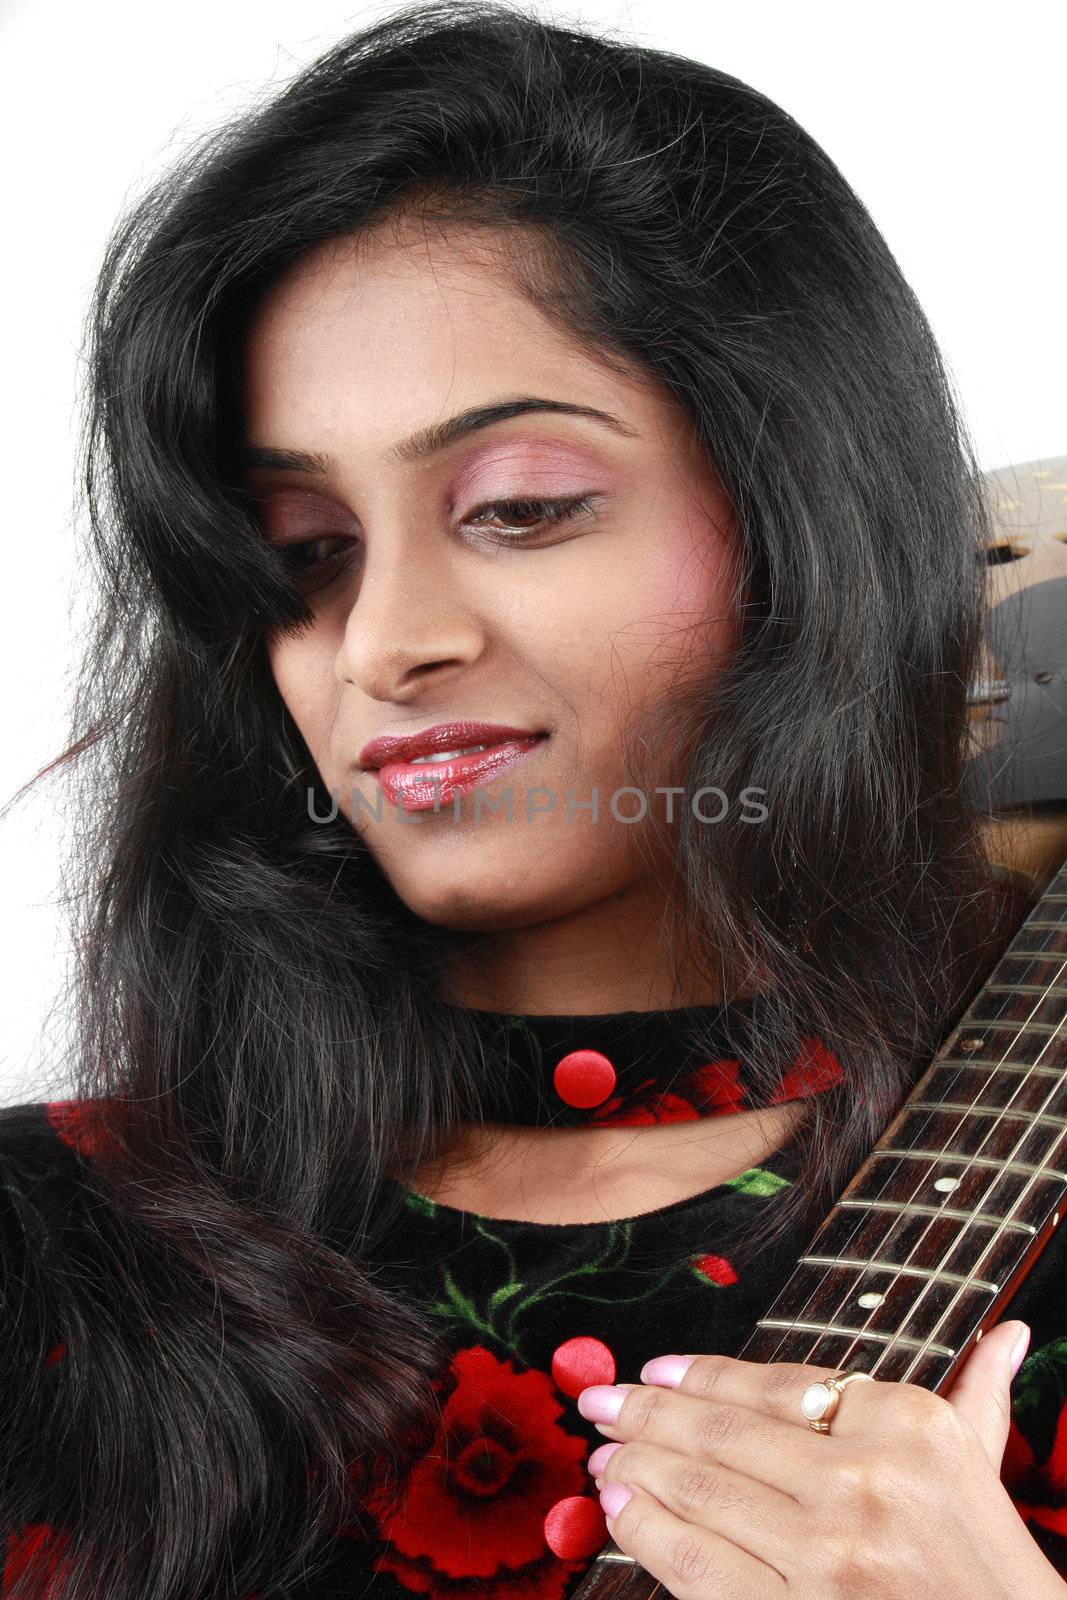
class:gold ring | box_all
[800,1370,875,1433]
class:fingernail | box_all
[578,1384,633,1423]
[640,1353,696,1388]
[599,1482,633,1518]
[587,1441,622,1476]
[1010,1323,1031,1378]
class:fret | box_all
[982,983,1067,997]
[799,1253,999,1293]
[943,1057,1064,1079]
[910,1099,1067,1129]
[871,1145,1067,1182]
[946,1025,1067,1067]
[836,1197,1036,1234]
[755,1318,955,1357]
[594,1551,637,1566]
[959,1017,1064,1036]
[1023,920,1067,931]
[1009,947,1067,959]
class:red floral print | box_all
[687,1057,745,1114]
[366,1345,595,1598]
[2,1524,73,1598]
[589,1084,700,1126]
[44,1099,122,1161]
[583,1041,840,1128]
[692,1253,739,1287]
[768,1039,843,1103]
[1003,1399,1067,1540]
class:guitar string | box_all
[767,925,1067,1377]
[744,926,1053,1372]
[800,935,1067,1379]
[763,922,1067,1377]
[873,946,1067,1381]
[751,904,1067,1380]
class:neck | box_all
[437,874,754,1015]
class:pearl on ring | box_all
[801,1381,833,1422]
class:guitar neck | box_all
[743,856,1067,1389]
[571,858,1067,1598]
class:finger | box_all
[643,1350,884,1436]
[943,1320,1029,1469]
[592,1436,802,1574]
[600,1480,786,1600]
[579,1382,830,1498]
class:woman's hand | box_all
[577,1320,1067,1600]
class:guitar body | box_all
[971,452,1067,894]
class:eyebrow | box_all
[239,396,637,476]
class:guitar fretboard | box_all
[740,861,1067,1389]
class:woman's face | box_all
[242,216,740,1006]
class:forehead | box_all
[245,219,568,379]
[240,218,691,454]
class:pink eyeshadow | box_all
[451,437,611,504]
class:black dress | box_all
[2,1000,1066,1599]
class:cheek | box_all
[577,530,738,709]
[266,635,343,761]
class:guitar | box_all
[570,452,1067,1597]
[569,844,1067,1596]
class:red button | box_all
[543,1494,608,1560]
[551,1336,616,1398]
[552,1049,617,1108]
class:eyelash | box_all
[271,494,599,589]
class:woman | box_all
[2,2,1065,1596]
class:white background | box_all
[1,0,1064,1101]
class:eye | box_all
[462,494,600,542]
[258,492,600,601]
[271,536,357,597]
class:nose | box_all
[334,539,484,703]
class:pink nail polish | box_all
[599,1482,633,1519]
[640,1353,696,1388]
[577,1384,629,1423]
[587,1441,622,1475]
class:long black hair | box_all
[0,3,1016,1594]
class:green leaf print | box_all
[1012,1337,1067,1463]
[500,1014,545,1075]
[725,1167,791,1198]
[487,1281,525,1312]
[403,1189,438,1218]
[423,1219,534,1359]
[428,1269,497,1340]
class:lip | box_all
[366,731,550,813]
[359,722,547,769]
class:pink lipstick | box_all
[359,722,549,813]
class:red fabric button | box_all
[551,1336,616,1398]
[543,1494,608,1560]
[552,1049,617,1108]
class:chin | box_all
[376,846,570,931]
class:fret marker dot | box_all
[960,1037,984,1051]
[1055,1213,1061,1229]
[933,1176,960,1193]
[857,1292,884,1309]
